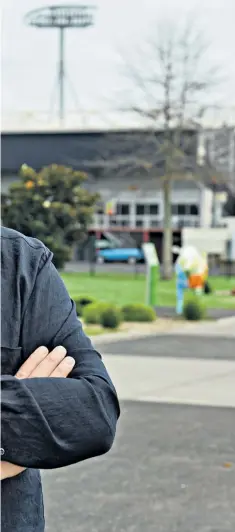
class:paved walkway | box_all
[43,332,235,532]
[168,316,235,337]
[156,306,235,320]
[104,354,235,408]
[92,316,235,346]
[99,326,235,409]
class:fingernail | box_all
[39,346,49,354]
[57,346,67,355]
[65,357,75,366]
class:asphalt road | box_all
[42,335,235,532]
[43,401,235,532]
[98,335,235,361]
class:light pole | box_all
[25,5,96,123]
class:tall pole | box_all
[59,27,65,122]
[25,5,96,123]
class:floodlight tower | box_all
[25,5,96,122]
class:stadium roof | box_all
[2,108,235,134]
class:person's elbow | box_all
[98,419,117,457]
[96,394,120,457]
[88,377,120,459]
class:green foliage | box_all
[183,295,206,321]
[83,302,122,329]
[83,303,106,325]
[74,295,97,316]
[1,164,99,269]
[99,305,123,329]
[122,303,156,322]
[204,281,212,295]
[75,303,83,317]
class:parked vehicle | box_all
[95,240,144,264]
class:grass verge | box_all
[61,272,235,310]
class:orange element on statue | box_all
[25,180,34,189]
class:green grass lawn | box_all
[61,272,235,310]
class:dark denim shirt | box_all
[1,227,120,532]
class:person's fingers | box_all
[1,462,26,480]
[30,346,67,378]
[15,346,49,379]
[50,356,76,378]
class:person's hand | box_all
[15,345,75,379]
[1,346,75,481]
[1,461,26,481]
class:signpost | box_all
[142,243,159,306]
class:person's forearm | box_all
[1,353,119,469]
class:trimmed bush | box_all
[74,295,97,317]
[122,303,156,322]
[183,295,206,321]
[100,305,123,329]
[83,303,105,325]
[204,281,212,294]
[75,302,83,317]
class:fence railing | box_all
[91,214,200,230]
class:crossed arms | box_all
[1,252,120,477]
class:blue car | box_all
[96,246,144,264]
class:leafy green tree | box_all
[1,164,98,269]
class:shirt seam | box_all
[1,235,46,252]
[20,250,52,325]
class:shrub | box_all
[83,303,104,325]
[204,281,212,294]
[100,305,123,329]
[83,302,122,329]
[183,295,206,321]
[74,295,97,316]
[122,304,156,322]
[75,302,83,317]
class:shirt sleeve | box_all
[1,250,120,469]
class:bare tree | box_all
[104,16,222,278]
[65,16,224,278]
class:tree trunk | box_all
[162,177,172,279]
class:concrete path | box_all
[92,316,235,347]
[167,316,235,337]
[99,332,235,408]
[104,354,235,409]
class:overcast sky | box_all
[2,0,235,121]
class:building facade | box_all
[1,127,228,260]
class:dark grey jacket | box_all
[1,227,120,532]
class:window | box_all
[136,204,146,216]
[189,204,199,215]
[172,204,199,216]
[96,203,104,214]
[149,204,159,215]
[136,204,159,216]
[178,204,186,215]
[136,219,144,227]
[150,219,160,228]
[116,203,130,216]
